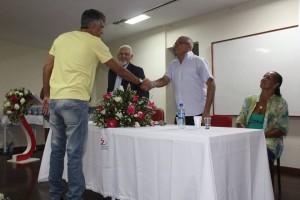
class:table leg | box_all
[32,125,37,152]
[3,126,7,154]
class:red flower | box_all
[106,118,118,128]
[136,111,145,120]
[132,95,139,102]
[96,105,103,111]
[103,93,112,100]
[8,95,18,104]
[127,105,136,115]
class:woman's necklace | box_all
[259,95,270,114]
[258,103,265,114]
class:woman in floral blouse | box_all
[236,71,289,161]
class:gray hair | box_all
[81,9,106,29]
[119,45,133,55]
[178,36,194,50]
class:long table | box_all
[38,124,274,200]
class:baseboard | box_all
[279,166,300,176]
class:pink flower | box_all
[103,93,112,100]
[148,101,155,109]
[106,118,118,128]
[127,105,136,115]
[136,111,145,120]
[132,96,139,102]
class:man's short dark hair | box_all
[81,9,106,29]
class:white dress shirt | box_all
[113,63,129,90]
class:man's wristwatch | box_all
[137,78,143,86]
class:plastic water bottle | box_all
[177,103,185,129]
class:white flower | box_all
[20,98,26,105]
[4,101,11,107]
[116,112,123,118]
[114,96,122,102]
[101,110,106,115]
[134,122,140,127]
[24,90,29,95]
[14,104,20,110]
[6,110,12,115]
[119,86,124,91]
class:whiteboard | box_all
[212,26,299,116]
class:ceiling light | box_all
[113,0,177,25]
[255,48,270,53]
[125,14,150,25]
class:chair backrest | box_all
[211,115,232,127]
[151,108,165,121]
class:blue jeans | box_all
[49,99,89,200]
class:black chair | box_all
[269,158,281,194]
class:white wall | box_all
[0,40,47,103]
[0,0,299,168]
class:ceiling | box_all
[0,0,252,49]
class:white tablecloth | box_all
[1,115,43,126]
[38,125,274,200]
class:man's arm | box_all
[202,77,216,118]
[42,54,54,115]
[105,59,143,85]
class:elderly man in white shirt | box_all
[143,36,216,125]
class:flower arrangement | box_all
[3,87,33,124]
[93,86,156,128]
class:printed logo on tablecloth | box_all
[100,137,108,150]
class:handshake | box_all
[139,78,156,91]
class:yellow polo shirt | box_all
[49,31,112,101]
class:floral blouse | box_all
[236,94,289,159]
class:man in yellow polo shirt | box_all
[42,9,147,200]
